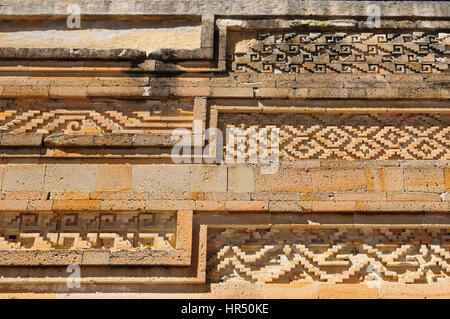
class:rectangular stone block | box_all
[251,192,300,201]
[2,191,47,200]
[145,200,195,211]
[255,167,311,192]
[27,200,53,212]
[82,250,110,265]
[0,200,28,211]
[190,166,227,192]
[318,283,378,299]
[195,200,225,211]
[96,165,131,191]
[49,86,88,98]
[255,88,291,98]
[228,165,255,192]
[378,283,450,299]
[52,200,101,211]
[132,134,175,147]
[100,200,146,211]
[132,166,192,192]
[311,168,366,192]
[44,165,99,192]
[2,165,46,191]
[333,192,386,201]
[49,191,90,200]
[1,134,42,146]
[365,167,403,192]
[268,200,306,212]
[132,165,227,193]
[387,192,442,202]
[211,87,254,98]
[225,200,268,212]
[404,168,445,193]
[312,201,357,212]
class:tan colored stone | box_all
[99,200,146,211]
[312,200,357,212]
[365,167,403,192]
[318,283,379,299]
[311,168,366,192]
[1,191,47,200]
[49,191,90,200]
[145,200,195,211]
[334,192,386,201]
[52,200,101,211]
[445,168,450,191]
[44,165,99,191]
[0,200,28,211]
[378,282,450,299]
[387,192,442,202]
[211,87,254,98]
[228,165,255,192]
[225,200,268,212]
[195,200,225,211]
[268,200,306,212]
[27,200,53,212]
[0,166,3,191]
[132,165,227,193]
[404,168,445,193]
[82,250,110,265]
[96,165,131,191]
[2,165,45,191]
[255,167,311,192]
[1,134,42,146]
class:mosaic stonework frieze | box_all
[219,112,450,160]
[207,226,450,284]
[0,99,194,136]
[0,212,177,251]
[230,32,449,74]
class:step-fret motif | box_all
[230,32,449,74]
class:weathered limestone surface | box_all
[0,0,449,299]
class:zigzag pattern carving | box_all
[219,113,450,160]
[230,32,449,74]
[0,212,177,250]
[0,100,193,135]
[207,227,450,284]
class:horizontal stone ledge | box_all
[0,47,147,61]
[43,134,181,147]
[0,199,448,213]
[0,48,211,63]
[0,249,190,266]
[0,134,43,146]
[1,0,447,18]
[2,85,448,99]
[221,18,450,30]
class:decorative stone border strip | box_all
[0,210,193,266]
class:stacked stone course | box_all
[0,0,448,298]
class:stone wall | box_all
[0,0,448,298]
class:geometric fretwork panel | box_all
[0,212,177,251]
[219,113,450,160]
[207,227,450,284]
[230,32,449,74]
[0,99,193,135]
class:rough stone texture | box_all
[0,0,449,299]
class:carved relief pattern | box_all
[207,227,450,284]
[219,113,450,160]
[0,100,193,135]
[230,32,449,74]
[0,212,177,250]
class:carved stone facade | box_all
[0,0,448,298]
